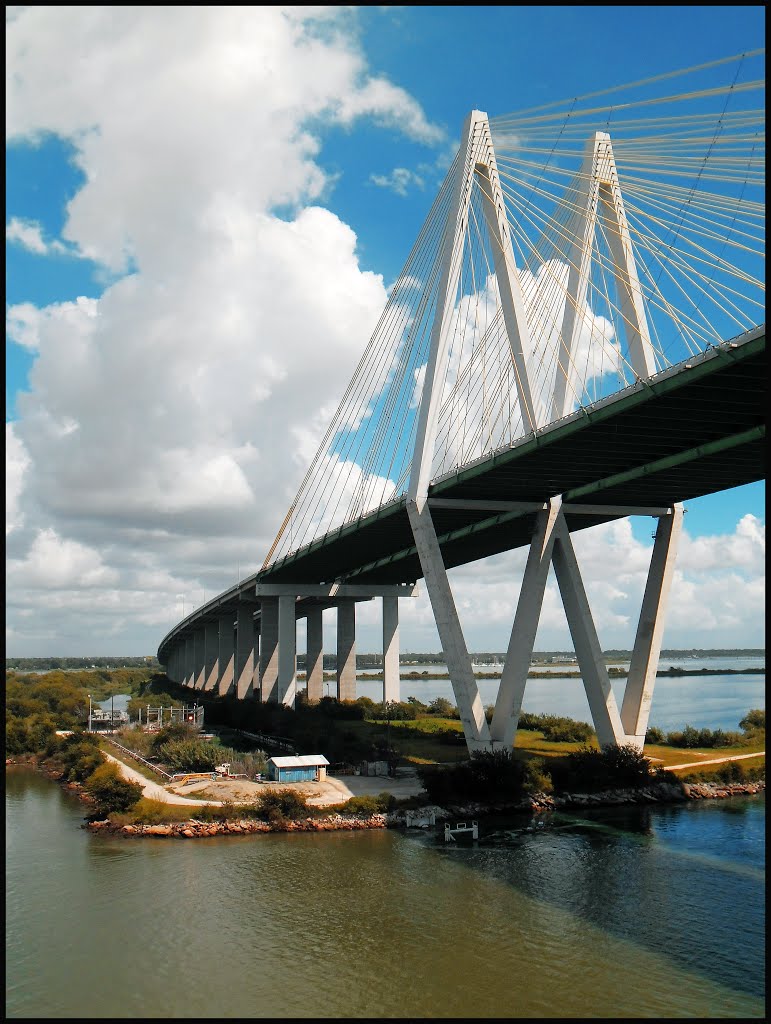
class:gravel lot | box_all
[166,771,426,807]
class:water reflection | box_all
[410,798,765,1000]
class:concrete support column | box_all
[407,500,490,750]
[336,601,356,702]
[165,645,177,683]
[620,505,684,749]
[491,498,562,749]
[252,620,261,701]
[203,620,219,691]
[306,606,324,703]
[259,598,279,703]
[169,645,180,683]
[382,596,400,704]
[278,594,297,707]
[217,613,235,696]
[235,605,255,700]
[552,516,625,748]
[193,627,206,691]
[185,635,195,689]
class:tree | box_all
[428,696,457,718]
[740,709,765,735]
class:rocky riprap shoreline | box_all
[91,813,393,837]
[84,778,765,838]
[424,779,765,821]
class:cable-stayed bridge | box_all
[158,52,765,753]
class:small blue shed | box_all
[267,754,329,783]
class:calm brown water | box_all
[5,767,764,1018]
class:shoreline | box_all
[7,757,764,839]
[89,778,766,839]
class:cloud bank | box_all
[5,7,764,656]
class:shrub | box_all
[517,712,594,742]
[5,712,59,755]
[665,725,744,749]
[339,793,395,816]
[113,798,190,826]
[417,749,528,804]
[549,744,658,794]
[149,722,198,754]
[522,757,553,794]
[682,760,765,785]
[84,762,143,816]
[53,732,106,781]
[255,788,310,824]
[154,738,222,771]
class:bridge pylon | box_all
[406,109,685,754]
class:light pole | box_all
[88,694,92,732]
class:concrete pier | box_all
[336,601,356,702]
[217,612,235,696]
[235,605,256,700]
[306,606,324,703]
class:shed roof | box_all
[268,755,330,768]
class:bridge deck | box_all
[261,327,764,586]
[158,327,764,657]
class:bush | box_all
[665,725,743,749]
[255,788,310,824]
[549,744,658,794]
[518,712,594,742]
[84,761,143,816]
[682,760,765,784]
[338,793,396,816]
[5,712,59,755]
[522,757,553,794]
[154,738,222,771]
[53,732,106,781]
[112,797,190,826]
[417,749,528,804]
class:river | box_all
[5,767,765,1018]
[356,657,765,733]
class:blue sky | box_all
[6,7,765,655]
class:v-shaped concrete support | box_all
[410,494,683,754]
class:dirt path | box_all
[662,751,765,772]
[103,752,223,806]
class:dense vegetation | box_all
[6,657,160,671]
[6,667,764,823]
[644,709,765,749]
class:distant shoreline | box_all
[320,666,767,682]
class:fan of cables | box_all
[263,48,764,570]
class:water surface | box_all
[6,768,764,1018]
